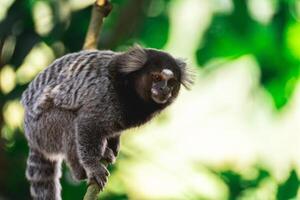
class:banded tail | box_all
[26,149,62,200]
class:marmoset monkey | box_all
[21,45,193,200]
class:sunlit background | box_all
[1,0,300,199]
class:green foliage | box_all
[139,14,169,49]
[0,131,30,199]
[276,169,299,200]
[214,167,270,200]
[196,0,300,108]
[100,192,128,200]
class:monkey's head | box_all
[115,45,194,105]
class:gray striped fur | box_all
[26,149,62,200]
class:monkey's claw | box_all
[88,164,110,190]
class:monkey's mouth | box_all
[151,88,171,104]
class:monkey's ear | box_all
[176,58,195,90]
[116,45,147,74]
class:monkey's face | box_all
[116,46,193,105]
[132,67,181,105]
[150,69,179,104]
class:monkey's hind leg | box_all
[26,148,62,200]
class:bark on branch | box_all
[82,0,112,199]
[83,0,112,50]
[83,180,101,200]
[83,161,109,200]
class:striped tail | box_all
[26,149,62,200]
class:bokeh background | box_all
[1,0,300,199]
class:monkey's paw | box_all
[102,147,116,164]
[88,164,110,190]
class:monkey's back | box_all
[21,50,117,120]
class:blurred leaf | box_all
[1,131,30,199]
[276,169,299,200]
[0,0,40,68]
[139,14,169,49]
[215,167,270,200]
[99,193,128,200]
[196,0,300,109]
[61,7,90,52]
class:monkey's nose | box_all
[158,86,164,91]
[160,87,170,95]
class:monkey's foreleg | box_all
[65,141,87,181]
[26,149,62,200]
[102,135,120,164]
[76,118,109,190]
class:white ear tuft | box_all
[176,58,195,90]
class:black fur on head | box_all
[115,45,148,74]
[111,45,194,126]
[114,45,194,90]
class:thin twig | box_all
[83,0,112,50]
[83,161,109,200]
[83,180,101,200]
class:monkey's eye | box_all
[152,74,162,82]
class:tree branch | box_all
[82,0,112,199]
[83,180,101,200]
[83,161,109,200]
[83,0,112,50]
